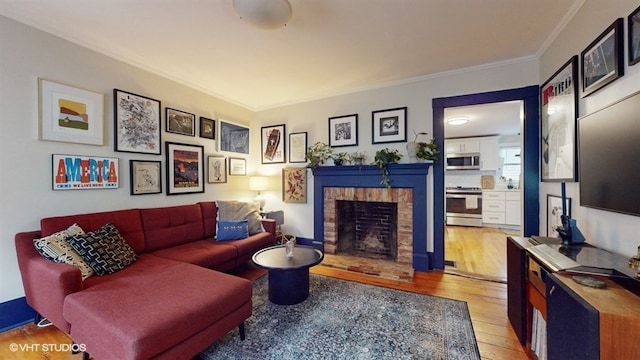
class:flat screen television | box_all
[578,90,640,217]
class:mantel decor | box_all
[581,18,624,97]
[372,107,407,144]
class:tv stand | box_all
[507,236,640,359]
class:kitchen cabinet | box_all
[479,136,500,170]
[482,190,520,226]
[505,191,521,225]
[445,139,480,154]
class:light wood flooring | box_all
[445,225,519,283]
[0,259,527,360]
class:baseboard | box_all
[0,297,35,332]
[294,236,323,251]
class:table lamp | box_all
[249,176,268,210]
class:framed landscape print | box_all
[166,107,195,136]
[228,157,246,176]
[207,156,227,183]
[129,160,161,195]
[547,194,571,237]
[165,142,204,195]
[328,114,358,147]
[629,5,640,66]
[199,117,215,140]
[219,119,250,154]
[289,132,308,163]
[540,56,578,182]
[52,154,118,190]
[39,79,104,146]
[581,18,624,97]
[372,107,407,144]
[282,167,307,203]
[114,89,161,154]
[261,124,286,164]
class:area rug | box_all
[197,274,480,360]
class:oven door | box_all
[446,193,483,226]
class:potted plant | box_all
[348,151,367,166]
[373,148,402,188]
[306,142,333,169]
[407,131,439,162]
[331,152,349,166]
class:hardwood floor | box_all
[0,257,527,360]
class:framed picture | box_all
[219,119,250,154]
[289,132,308,163]
[581,18,624,97]
[114,89,161,154]
[52,154,118,190]
[371,107,407,144]
[39,79,104,146]
[208,156,227,183]
[540,56,578,182]
[328,114,358,147]
[282,167,307,203]
[165,142,204,195]
[228,157,246,176]
[547,194,571,237]
[129,160,161,195]
[261,124,286,164]
[166,107,195,136]
[199,117,215,140]
[629,5,640,66]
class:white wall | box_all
[253,59,539,250]
[538,0,640,257]
[0,16,260,302]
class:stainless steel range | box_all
[446,187,483,227]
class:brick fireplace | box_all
[312,164,432,280]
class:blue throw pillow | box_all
[216,220,249,241]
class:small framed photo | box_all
[114,89,161,154]
[208,156,227,183]
[328,114,358,147]
[261,124,286,164]
[52,154,118,190]
[199,117,215,140]
[219,119,250,154]
[166,107,195,136]
[547,194,571,237]
[282,167,307,203]
[372,107,407,144]
[165,142,204,195]
[629,5,640,66]
[581,18,624,97]
[228,157,246,176]
[39,79,104,146]
[289,132,308,163]
[129,160,162,195]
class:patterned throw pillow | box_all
[33,223,95,280]
[66,223,137,276]
[216,201,265,235]
[216,220,250,241]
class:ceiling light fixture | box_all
[446,116,469,126]
[233,0,292,30]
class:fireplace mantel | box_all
[312,163,432,271]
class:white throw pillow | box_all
[33,223,95,280]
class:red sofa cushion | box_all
[40,209,146,254]
[140,204,205,252]
[150,240,238,270]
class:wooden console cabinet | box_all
[507,236,640,359]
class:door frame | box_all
[431,86,540,270]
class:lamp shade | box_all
[249,176,269,191]
[233,0,292,30]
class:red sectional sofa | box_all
[14,201,276,360]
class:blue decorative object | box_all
[216,220,249,241]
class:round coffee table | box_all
[252,245,324,305]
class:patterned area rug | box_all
[197,274,480,360]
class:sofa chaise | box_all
[14,201,276,359]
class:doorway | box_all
[431,86,540,274]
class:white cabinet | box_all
[445,139,480,154]
[482,190,521,226]
[480,136,500,171]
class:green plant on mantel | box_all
[373,148,402,188]
[407,131,439,162]
[331,152,349,166]
[306,141,333,169]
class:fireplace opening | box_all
[336,200,398,261]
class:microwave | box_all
[446,153,480,170]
